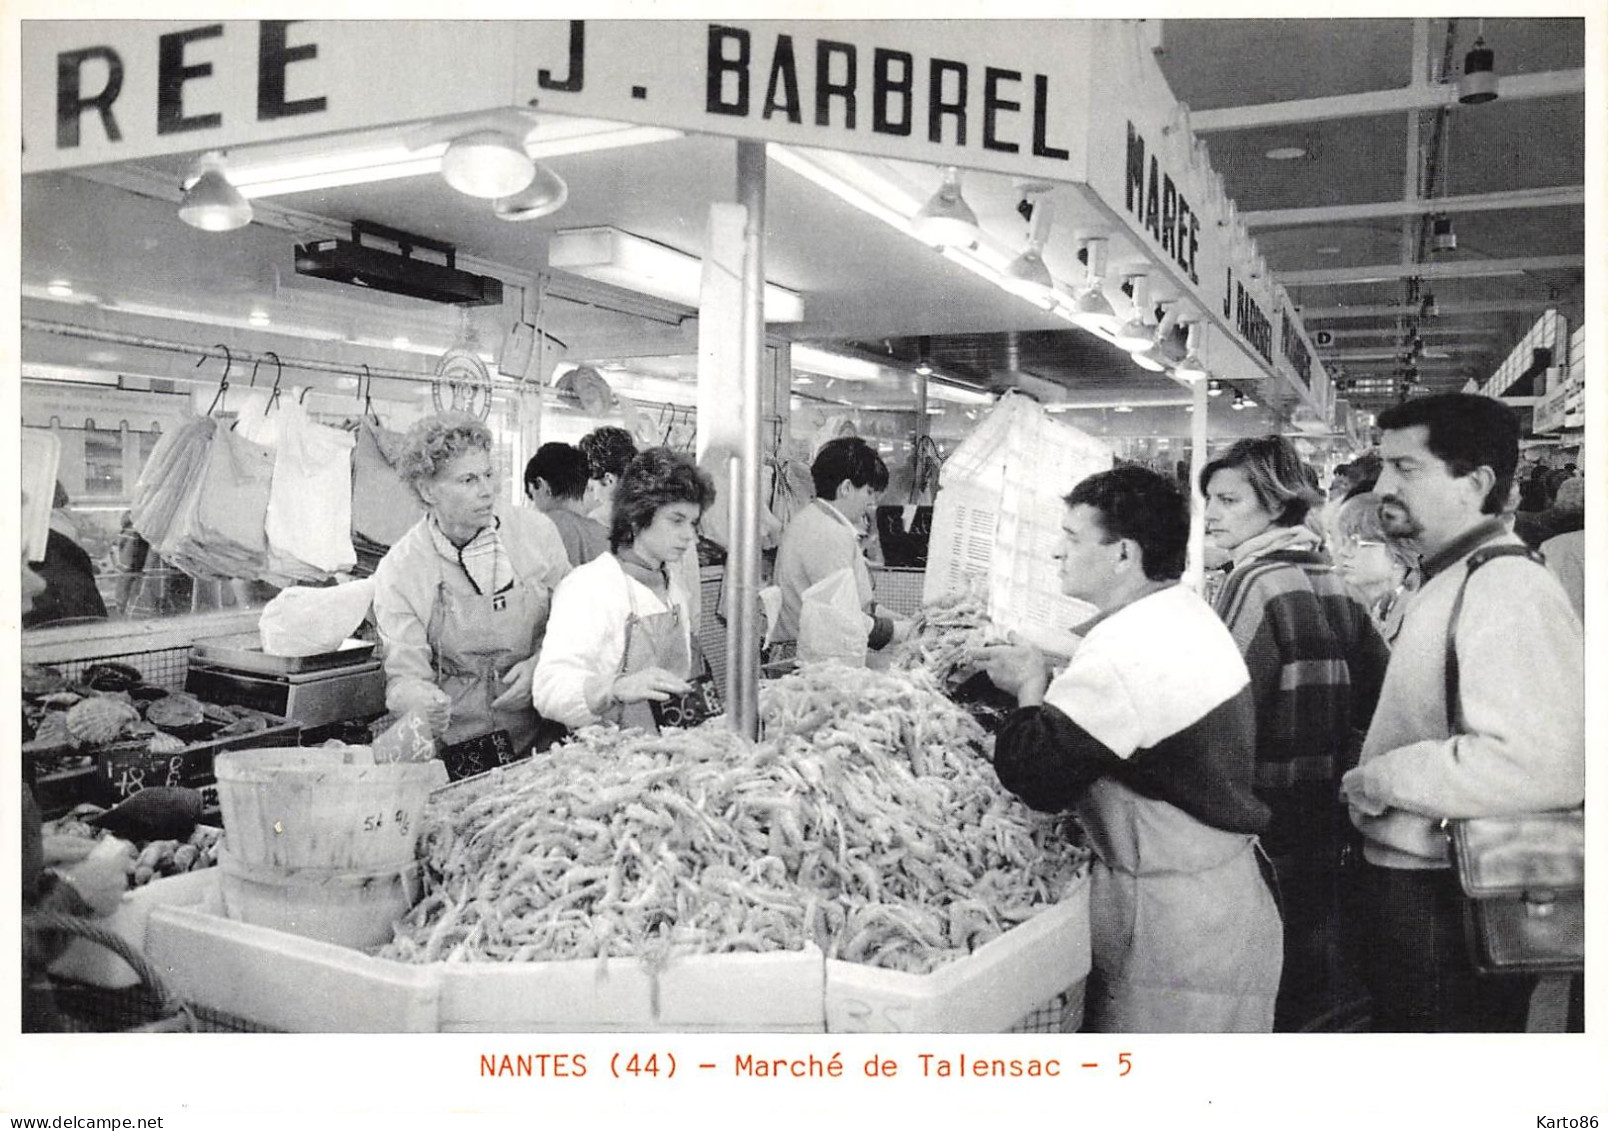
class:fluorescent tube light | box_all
[927,379,995,405]
[550,226,804,323]
[792,345,883,383]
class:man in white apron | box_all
[977,467,1282,1032]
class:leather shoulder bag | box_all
[1442,543,1584,976]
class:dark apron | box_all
[607,578,695,735]
[428,571,550,760]
[1079,778,1284,1033]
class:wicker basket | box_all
[31,908,196,1033]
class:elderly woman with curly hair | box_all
[371,413,571,764]
[533,447,716,734]
[1201,435,1392,1031]
[1331,491,1420,647]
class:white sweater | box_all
[530,552,698,729]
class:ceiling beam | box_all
[1281,255,1582,287]
[1191,69,1586,132]
[1244,185,1585,228]
[1317,326,1503,340]
[1320,346,1488,361]
[1305,298,1557,319]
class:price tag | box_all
[98,744,206,803]
[439,729,518,781]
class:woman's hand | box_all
[491,656,538,711]
[971,638,1049,707]
[611,667,693,705]
[395,683,453,736]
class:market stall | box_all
[16,18,1585,1038]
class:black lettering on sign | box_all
[1031,74,1069,160]
[1224,267,1234,318]
[1144,154,1161,240]
[56,46,124,149]
[257,20,326,122]
[157,24,224,136]
[928,58,967,145]
[873,48,913,136]
[982,66,1020,153]
[707,24,750,116]
[538,20,585,93]
[1161,175,1177,257]
[815,40,857,128]
[763,34,801,123]
[1281,309,1313,387]
[1125,121,1145,216]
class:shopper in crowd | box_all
[772,436,910,656]
[1341,393,1584,1032]
[23,482,108,628]
[19,539,135,1031]
[1542,526,1585,624]
[975,467,1282,1032]
[371,412,572,761]
[578,425,640,526]
[524,442,609,567]
[1512,474,1584,550]
[533,448,716,734]
[1201,435,1389,1032]
[1332,492,1420,647]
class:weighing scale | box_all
[185,639,388,728]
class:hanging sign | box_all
[22,20,520,173]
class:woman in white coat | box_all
[371,413,571,770]
[533,448,717,734]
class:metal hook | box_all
[202,344,233,415]
[263,351,284,411]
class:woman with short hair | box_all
[1331,492,1419,646]
[371,413,571,763]
[532,447,717,734]
[1201,435,1391,1031]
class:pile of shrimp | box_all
[380,664,1087,973]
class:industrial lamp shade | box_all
[441,131,536,199]
[493,164,569,222]
[178,155,253,232]
[1000,248,1055,301]
[1431,215,1458,252]
[1458,38,1499,104]
[911,166,980,248]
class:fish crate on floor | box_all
[823,871,1091,1033]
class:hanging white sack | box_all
[259,578,377,657]
[264,396,357,574]
[796,566,873,667]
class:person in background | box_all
[975,467,1282,1032]
[772,437,910,656]
[1512,475,1584,551]
[1332,492,1420,647]
[524,442,609,567]
[23,482,108,628]
[533,448,716,734]
[578,426,640,527]
[371,412,571,761]
[1541,526,1585,624]
[19,536,135,1030]
[1201,435,1389,1032]
[1341,393,1583,1032]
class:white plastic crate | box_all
[925,395,1109,655]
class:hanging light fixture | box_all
[178,152,253,232]
[493,163,568,221]
[1114,276,1157,352]
[1070,238,1119,334]
[1174,324,1209,382]
[1458,24,1499,105]
[441,130,536,199]
[911,166,980,248]
[1001,189,1057,302]
[1133,304,1184,372]
[1232,390,1248,411]
[1207,378,1224,397]
[914,335,934,376]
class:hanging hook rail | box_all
[263,351,285,411]
[201,343,233,415]
[360,363,375,420]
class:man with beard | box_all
[1340,394,1583,1031]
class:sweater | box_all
[530,551,698,729]
[994,585,1269,836]
[1343,522,1585,869]
[371,505,571,715]
[1213,527,1390,861]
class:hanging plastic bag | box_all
[796,567,873,667]
[258,578,377,657]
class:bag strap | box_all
[1443,543,1548,733]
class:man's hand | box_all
[612,667,693,705]
[971,637,1049,707]
[1340,765,1389,817]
